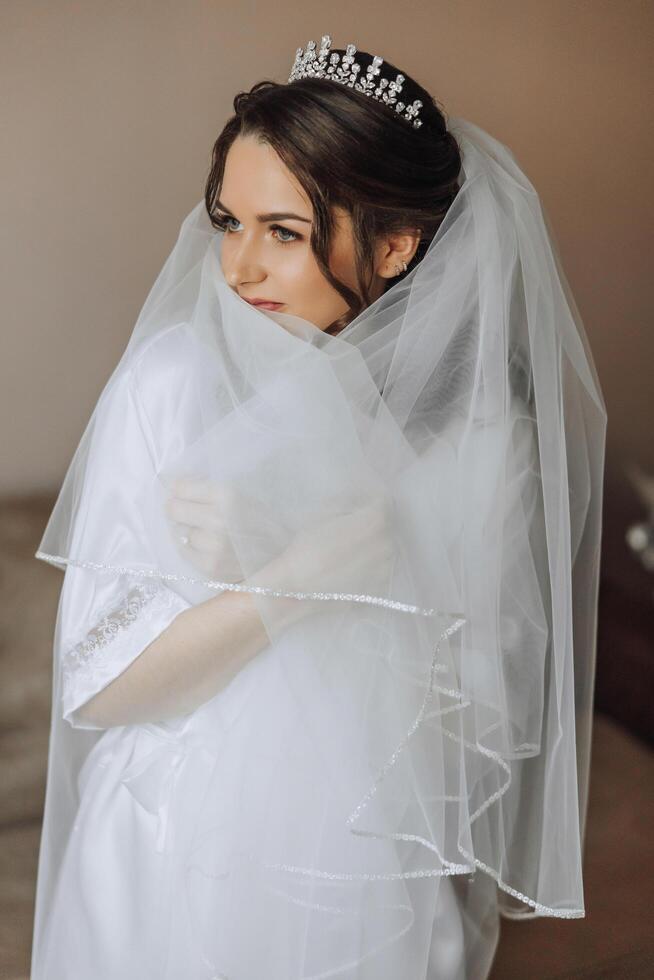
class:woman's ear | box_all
[375,228,422,278]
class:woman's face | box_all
[217,135,418,331]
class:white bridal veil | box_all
[32,118,606,978]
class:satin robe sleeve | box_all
[59,567,191,730]
[56,361,192,731]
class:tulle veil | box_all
[31,117,606,978]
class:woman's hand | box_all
[165,477,396,605]
[255,494,397,602]
[164,476,270,582]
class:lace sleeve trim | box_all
[62,579,184,691]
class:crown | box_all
[288,34,423,129]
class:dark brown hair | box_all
[205,48,462,334]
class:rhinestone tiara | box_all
[288,34,423,129]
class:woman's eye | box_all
[271,224,300,245]
[214,213,300,245]
[214,214,240,232]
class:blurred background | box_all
[1,2,652,978]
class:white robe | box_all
[32,571,500,979]
[30,334,501,980]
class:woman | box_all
[30,34,606,980]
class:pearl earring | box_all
[393,260,408,276]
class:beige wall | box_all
[2,1,652,496]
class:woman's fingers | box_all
[165,478,246,580]
[166,478,242,530]
[171,476,223,504]
[165,494,220,531]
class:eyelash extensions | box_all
[213,212,301,245]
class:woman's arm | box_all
[75,561,303,730]
[74,495,394,729]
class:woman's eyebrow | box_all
[215,199,312,224]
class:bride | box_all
[30,34,606,980]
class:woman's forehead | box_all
[221,136,311,216]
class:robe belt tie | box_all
[119,721,217,853]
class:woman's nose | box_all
[222,236,266,289]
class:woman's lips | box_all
[245,299,285,310]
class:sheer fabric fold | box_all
[32,118,606,979]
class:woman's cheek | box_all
[280,253,318,298]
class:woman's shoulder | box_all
[121,324,219,460]
[123,323,220,416]
[128,323,211,392]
